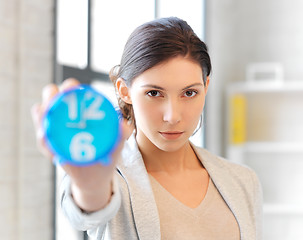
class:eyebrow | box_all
[141,83,203,91]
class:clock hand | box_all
[66,122,86,129]
[79,95,87,128]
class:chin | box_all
[153,139,188,153]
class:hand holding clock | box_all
[31,78,133,212]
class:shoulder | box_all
[193,145,253,173]
[192,145,262,196]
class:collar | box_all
[117,134,161,240]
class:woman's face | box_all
[125,56,209,152]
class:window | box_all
[57,0,88,69]
[91,0,155,73]
[157,0,205,39]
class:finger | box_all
[59,78,80,91]
[41,84,59,112]
[36,131,54,159]
[33,84,58,158]
[31,103,54,159]
[31,103,43,131]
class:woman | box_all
[32,17,262,239]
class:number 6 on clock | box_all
[69,132,96,162]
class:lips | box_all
[159,131,184,140]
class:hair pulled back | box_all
[110,17,212,124]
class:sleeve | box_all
[60,173,122,232]
[250,169,263,240]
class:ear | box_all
[204,76,210,94]
[116,78,132,104]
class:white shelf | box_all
[228,142,303,153]
[226,80,303,240]
[226,81,303,94]
[264,203,303,216]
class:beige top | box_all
[149,175,241,240]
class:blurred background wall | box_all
[0,1,54,239]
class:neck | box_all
[137,136,202,174]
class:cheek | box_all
[184,99,205,123]
[131,98,160,125]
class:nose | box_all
[163,98,181,124]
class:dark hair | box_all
[110,17,212,124]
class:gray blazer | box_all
[61,135,263,240]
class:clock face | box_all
[43,85,120,166]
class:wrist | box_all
[71,179,112,213]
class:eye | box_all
[183,90,198,98]
[147,90,162,97]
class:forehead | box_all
[132,56,203,88]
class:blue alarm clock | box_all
[43,84,121,166]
